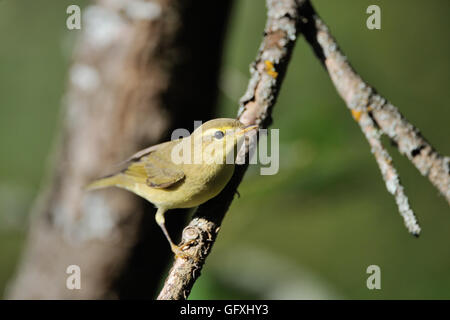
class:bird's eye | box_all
[214,130,225,139]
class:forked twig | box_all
[297,0,449,233]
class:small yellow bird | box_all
[87,118,257,256]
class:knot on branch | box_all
[177,218,218,262]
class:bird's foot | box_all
[171,240,197,259]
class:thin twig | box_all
[157,0,305,300]
[359,112,420,235]
[297,0,449,233]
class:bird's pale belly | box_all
[124,163,235,210]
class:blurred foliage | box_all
[0,0,449,299]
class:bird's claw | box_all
[171,239,197,259]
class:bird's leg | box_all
[155,208,192,258]
[155,208,177,252]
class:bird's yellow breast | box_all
[121,162,235,210]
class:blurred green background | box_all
[0,0,449,299]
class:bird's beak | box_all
[237,124,259,135]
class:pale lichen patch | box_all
[70,64,100,92]
[79,193,116,241]
[124,1,162,21]
[84,5,126,49]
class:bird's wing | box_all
[124,141,185,189]
[123,140,175,164]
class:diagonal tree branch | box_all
[297,0,449,233]
[157,0,305,300]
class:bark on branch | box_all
[157,0,304,300]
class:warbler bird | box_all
[87,118,257,256]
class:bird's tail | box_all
[85,174,125,191]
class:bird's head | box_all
[189,118,258,165]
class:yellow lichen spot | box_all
[367,106,373,111]
[264,60,274,70]
[351,109,362,121]
[264,60,278,79]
